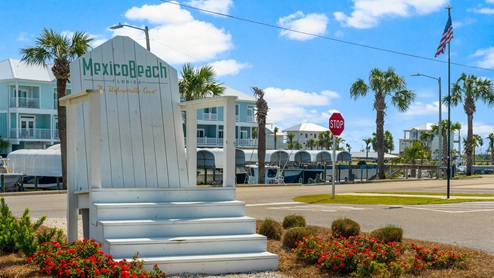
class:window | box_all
[197,129,205,138]
[247,106,254,122]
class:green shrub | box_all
[331,217,360,238]
[370,225,403,243]
[0,197,61,257]
[282,226,317,248]
[259,218,283,240]
[282,214,306,229]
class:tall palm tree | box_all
[21,28,92,189]
[487,133,494,165]
[253,87,268,184]
[448,72,494,175]
[351,67,415,179]
[363,138,372,158]
[273,127,279,149]
[179,63,225,101]
[433,120,461,165]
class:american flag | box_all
[435,14,454,57]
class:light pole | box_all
[110,23,150,51]
[412,73,442,179]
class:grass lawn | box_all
[293,193,494,205]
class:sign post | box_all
[329,112,344,199]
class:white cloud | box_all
[278,11,329,41]
[109,2,233,64]
[472,7,494,14]
[471,47,494,69]
[185,0,233,15]
[403,101,443,116]
[209,59,250,77]
[125,2,193,24]
[459,121,494,142]
[334,0,448,29]
[263,87,340,129]
[16,32,31,42]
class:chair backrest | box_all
[67,36,188,189]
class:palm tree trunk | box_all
[258,122,266,184]
[442,133,448,166]
[376,110,385,179]
[466,113,473,176]
[491,147,494,165]
[57,79,68,189]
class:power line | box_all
[162,0,494,73]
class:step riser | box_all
[142,257,278,275]
[91,188,236,203]
[96,220,256,239]
[105,238,267,258]
[94,204,245,221]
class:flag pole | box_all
[446,5,452,199]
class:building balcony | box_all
[10,97,40,109]
[202,113,218,121]
[9,128,58,141]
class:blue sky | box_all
[1,0,493,154]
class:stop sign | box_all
[329,112,344,136]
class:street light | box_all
[110,23,150,51]
[411,73,442,179]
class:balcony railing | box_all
[9,97,40,109]
[202,113,218,121]
[9,128,58,140]
[247,115,255,123]
[185,137,258,148]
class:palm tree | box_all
[21,28,92,189]
[463,134,483,166]
[318,130,332,150]
[306,138,316,150]
[436,121,461,165]
[402,140,432,177]
[287,132,295,150]
[363,138,372,158]
[253,87,268,184]
[371,131,395,153]
[345,143,352,152]
[351,67,415,179]
[334,137,346,151]
[0,136,9,154]
[179,63,225,101]
[273,127,279,149]
[448,72,494,175]
[487,133,494,165]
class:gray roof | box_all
[223,86,255,102]
[0,59,55,82]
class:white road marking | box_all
[246,202,302,207]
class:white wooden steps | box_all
[89,187,278,275]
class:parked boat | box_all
[245,165,283,184]
[22,176,62,190]
[0,158,23,191]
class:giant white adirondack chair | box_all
[60,36,277,275]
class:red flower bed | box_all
[29,239,166,278]
[292,235,466,277]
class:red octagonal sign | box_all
[329,112,344,136]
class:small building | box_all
[399,123,459,159]
[0,59,62,155]
[283,122,329,148]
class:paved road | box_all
[237,176,494,254]
[2,176,493,254]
